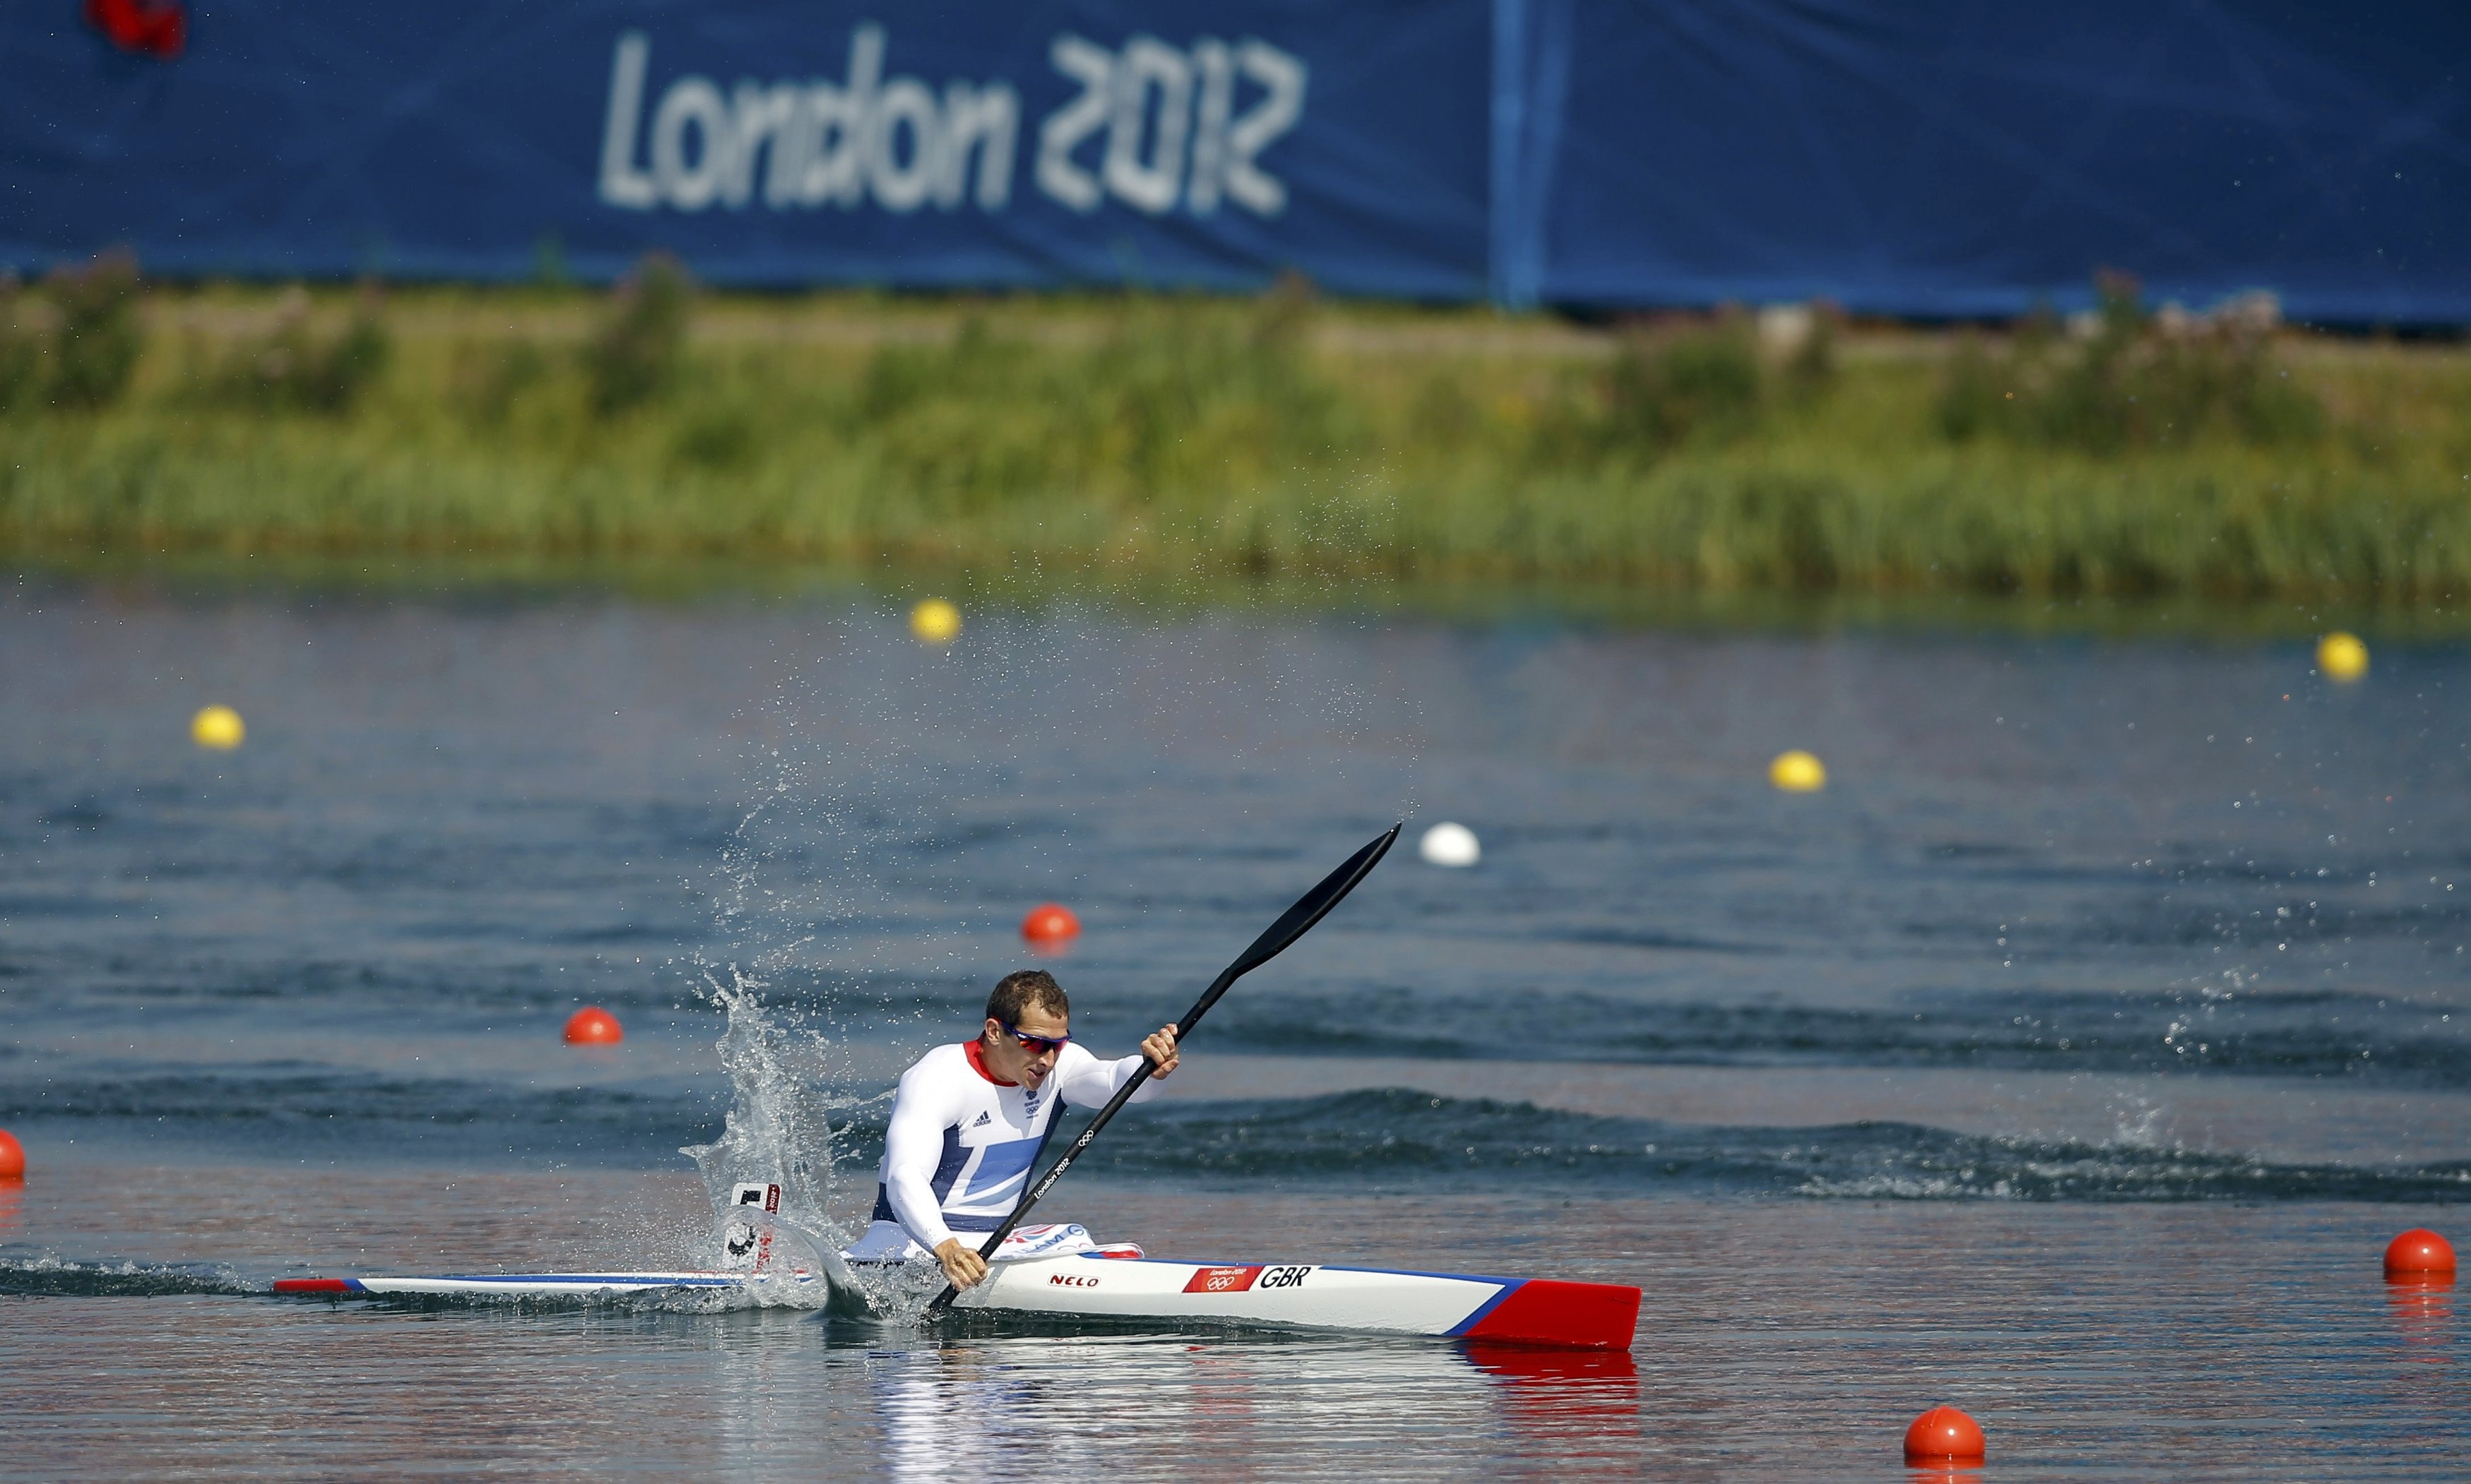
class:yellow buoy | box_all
[2317,631,2369,683]
[191,705,245,750]
[1769,749,1825,792]
[909,597,962,645]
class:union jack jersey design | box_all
[854,1039,1156,1257]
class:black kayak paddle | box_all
[926,822,1401,1314]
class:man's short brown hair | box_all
[986,969,1069,1027]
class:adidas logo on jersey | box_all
[970,1111,992,1127]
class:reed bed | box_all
[3,261,2467,606]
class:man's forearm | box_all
[884,1175,957,1252]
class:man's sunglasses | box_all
[995,1019,1070,1055]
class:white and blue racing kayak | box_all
[270,1184,1641,1348]
[276,1255,1636,1348]
[274,1185,1632,1347]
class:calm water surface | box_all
[1,573,2465,1478]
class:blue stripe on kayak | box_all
[1068,1254,1524,1288]
[1320,1264,1520,1286]
[1443,1279,1525,1336]
[344,1279,368,1293]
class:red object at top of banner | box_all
[86,0,186,59]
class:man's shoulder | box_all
[906,1041,969,1072]
[897,1041,973,1087]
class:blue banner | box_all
[2,1,1491,298]
[1507,0,2471,323]
[5,1,2469,321]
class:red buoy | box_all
[0,1128,22,1180]
[2385,1228,2457,1281]
[1904,1406,1985,1466]
[1021,903,1081,945]
[563,1006,623,1045]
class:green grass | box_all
[4,280,2469,607]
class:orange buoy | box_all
[1021,903,1082,945]
[563,1006,623,1045]
[0,1128,22,1180]
[1904,1405,1985,1466]
[2385,1228,2456,1281]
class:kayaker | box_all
[843,968,1180,1290]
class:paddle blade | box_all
[1226,823,1400,979]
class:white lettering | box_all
[799,24,883,210]
[652,76,734,212]
[1039,35,1304,220]
[597,32,657,210]
[596,26,1291,221]
[1037,35,1111,213]
[1185,38,1233,216]
[1103,37,1191,216]
[870,76,944,212]
[729,82,801,210]
[939,82,1019,210]
[1223,40,1306,217]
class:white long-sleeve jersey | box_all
[861,1039,1160,1256]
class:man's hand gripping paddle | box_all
[926,823,1401,1314]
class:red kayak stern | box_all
[1453,1279,1641,1349]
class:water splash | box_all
[678,967,875,1305]
[2098,1087,2167,1149]
[674,601,1413,1317]
[0,1256,250,1297]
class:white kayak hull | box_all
[277,1255,1638,1349]
[959,1255,1637,1348]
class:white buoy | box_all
[1418,821,1480,868]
